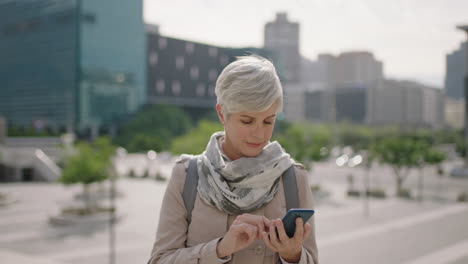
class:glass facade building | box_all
[0,0,146,133]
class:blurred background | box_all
[1,0,468,263]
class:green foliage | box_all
[8,126,61,137]
[372,136,446,195]
[423,149,446,165]
[60,137,116,185]
[274,123,331,163]
[336,124,374,152]
[455,135,467,157]
[372,137,426,169]
[114,104,192,152]
[170,120,224,155]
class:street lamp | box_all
[457,25,468,168]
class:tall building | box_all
[445,42,467,99]
[0,116,6,144]
[264,12,301,83]
[445,97,464,129]
[312,51,383,88]
[367,80,444,129]
[146,27,273,119]
[0,0,146,134]
[335,51,383,88]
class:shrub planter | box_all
[347,189,361,197]
[73,188,124,201]
[0,192,17,207]
[48,206,124,226]
[457,192,467,202]
[397,189,412,199]
[366,189,387,199]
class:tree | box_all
[171,120,224,155]
[114,104,192,152]
[275,123,331,167]
[60,137,116,213]
[372,137,426,197]
[422,148,446,201]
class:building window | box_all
[159,37,167,49]
[208,84,216,96]
[190,66,199,80]
[209,69,217,81]
[220,55,229,66]
[186,42,195,54]
[156,80,165,94]
[55,12,74,25]
[196,83,206,97]
[176,56,184,70]
[208,47,218,57]
[82,12,96,24]
[149,52,158,65]
[172,80,181,95]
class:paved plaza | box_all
[1,160,468,264]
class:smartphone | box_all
[282,209,315,238]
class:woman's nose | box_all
[252,123,264,139]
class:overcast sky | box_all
[144,0,468,88]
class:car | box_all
[449,166,468,178]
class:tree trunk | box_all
[82,183,95,213]
[393,167,404,195]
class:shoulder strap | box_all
[282,165,299,211]
[183,158,199,224]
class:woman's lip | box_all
[246,142,262,148]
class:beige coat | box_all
[148,160,318,264]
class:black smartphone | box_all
[282,209,315,238]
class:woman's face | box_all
[217,103,277,160]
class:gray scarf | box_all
[196,131,294,215]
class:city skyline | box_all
[144,0,468,88]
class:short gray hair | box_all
[215,55,283,115]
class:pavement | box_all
[1,160,468,264]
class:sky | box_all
[144,0,468,88]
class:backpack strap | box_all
[183,158,199,224]
[282,165,299,211]
[182,159,298,224]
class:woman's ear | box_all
[216,104,225,124]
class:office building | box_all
[264,12,301,83]
[146,27,273,119]
[445,42,467,99]
[0,0,146,133]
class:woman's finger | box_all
[237,214,266,238]
[303,223,312,240]
[246,225,258,243]
[269,221,281,248]
[275,218,290,242]
[294,218,304,242]
[262,231,277,252]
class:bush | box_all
[347,189,361,197]
[311,184,321,192]
[397,188,412,199]
[457,192,467,202]
[171,120,223,155]
[155,172,166,182]
[366,188,387,199]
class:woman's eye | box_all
[241,120,252,124]
[264,122,272,125]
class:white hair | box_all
[215,55,283,115]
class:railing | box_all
[33,149,62,182]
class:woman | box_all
[148,55,318,264]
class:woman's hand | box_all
[216,214,271,258]
[261,217,312,263]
